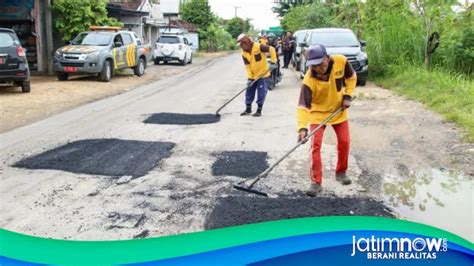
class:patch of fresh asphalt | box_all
[13,139,176,178]
[211,151,269,178]
[144,113,220,125]
[204,195,394,230]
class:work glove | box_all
[298,128,309,143]
[247,79,254,87]
[269,63,277,71]
[342,97,352,110]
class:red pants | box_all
[310,120,350,184]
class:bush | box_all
[199,23,237,52]
[374,64,474,140]
[52,0,122,41]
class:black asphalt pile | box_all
[204,196,393,229]
[144,113,220,125]
[13,139,175,177]
[212,151,269,178]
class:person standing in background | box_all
[282,31,294,68]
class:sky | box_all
[208,0,280,30]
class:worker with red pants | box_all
[297,44,357,197]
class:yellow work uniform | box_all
[297,55,357,130]
[241,42,277,80]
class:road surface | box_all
[1,53,472,241]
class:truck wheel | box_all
[100,60,113,82]
[21,81,31,93]
[154,58,160,65]
[57,73,68,81]
[134,58,145,76]
[358,79,367,86]
[188,54,192,64]
[180,55,187,66]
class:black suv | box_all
[299,28,368,86]
[0,28,31,92]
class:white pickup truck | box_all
[153,35,193,66]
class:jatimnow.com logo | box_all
[351,235,448,260]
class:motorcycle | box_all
[266,55,281,90]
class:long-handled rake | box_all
[215,70,270,117]
[233,107,345,197]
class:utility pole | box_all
[233,6,241,17]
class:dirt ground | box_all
[0,52,230,133]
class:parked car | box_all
[153,35,193,66]
[292,29,309,71]
[299,28,368,86]
[0,28,30,93]
[53,26,151,82]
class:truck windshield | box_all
[310,32,359,47]
[157,36,180,44]
[71,32,113,46]
[296,32,306,43]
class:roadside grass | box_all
[372,65,474,142]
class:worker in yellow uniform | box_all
[297,44,357,197]
[258,34,268,45]
[237,33,277,117]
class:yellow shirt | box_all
[297,55,357,130]
[259,38,268,45]
[241,42,277,80]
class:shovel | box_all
[233,107,345,197]
[215,70,270,117]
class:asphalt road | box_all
[1,53,472,241]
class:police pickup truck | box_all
[53,26,151,82]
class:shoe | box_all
[336,172,352,185]
[306,183,322,197]
[240,110,251,116]
[252,111,262,117]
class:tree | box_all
[280,3,335,33]
[412,0,458,68]
[272,0,317,17]
[225,17,245,39]
[52,0,122,41]
[180,0,214,34]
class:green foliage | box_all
[225,17,250,39]
[180,0,247,51]
[272,0,316,18]
[200,23,237,52]
[180,0,214,36]
[330,0,363,35]
[361,0,425,73]
[281,3,336,33]
[431,7,473,76]
[373,65,474,141]
[52,0,122,41]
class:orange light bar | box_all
[89,26,121,32]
